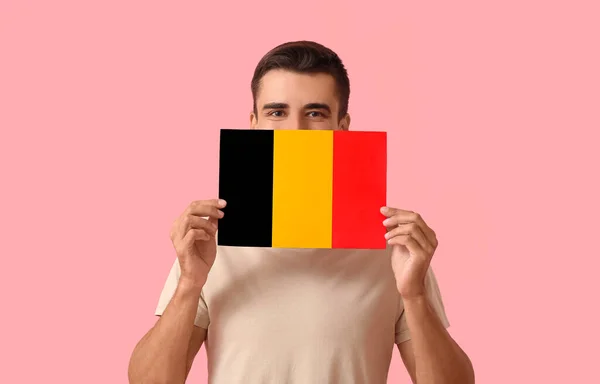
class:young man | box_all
[128,41,474,384]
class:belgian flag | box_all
[218,129,387,249]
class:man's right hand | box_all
[170,199,226,287]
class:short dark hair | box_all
[251,41,350,120]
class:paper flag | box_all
[218,129,387,249]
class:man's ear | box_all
[250,111,258,129]
[339,114,351,131]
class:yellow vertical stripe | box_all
[272,130,333,248]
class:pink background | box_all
[1,1,599,383]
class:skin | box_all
[128,69,475,384]
[250,70,350,131]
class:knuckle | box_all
[188,200,201,211]
[180,218,190,230]
[174,242,185,255]
[170,220,181,239]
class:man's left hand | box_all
[381,207,438,299]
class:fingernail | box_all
[380,206,388,213]
[218,210,224,218]
[218,199,227,207]
[383,219,390,226]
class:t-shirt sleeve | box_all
[154,258,210,329]
[395,266,450,344]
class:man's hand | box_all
[381,207,438,299]
[170,199,226,287]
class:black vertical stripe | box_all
[218,129,273,247]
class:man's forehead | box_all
[257,70,339,107]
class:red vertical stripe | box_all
[332,131,387,249]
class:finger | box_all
[207,215,219,229]
[385,223,433,254]
[182,228,211,244]
[387,235,428,259]
[187,199,227,219]
[422,226,438,249]
[383,210,437,249]
[174,200,224,241]
[185,216,218,237]
[380,206,410,218]
[381,208,419,224]
[410,215,437,249]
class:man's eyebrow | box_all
[304,103,331,112]
[263,102,289,110]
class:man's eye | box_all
[268,110,284,117]
[307,111,323,117]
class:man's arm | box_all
[128,199,224,383]
[397,296,474,384]
[381,206,474,383]
[128,279,207,384]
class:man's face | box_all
[250,70,350,131]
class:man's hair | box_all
[251,41,350,120]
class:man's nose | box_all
[286,115,309,130]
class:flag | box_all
[218,129,387,249]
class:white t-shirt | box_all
[156,245,449,384]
